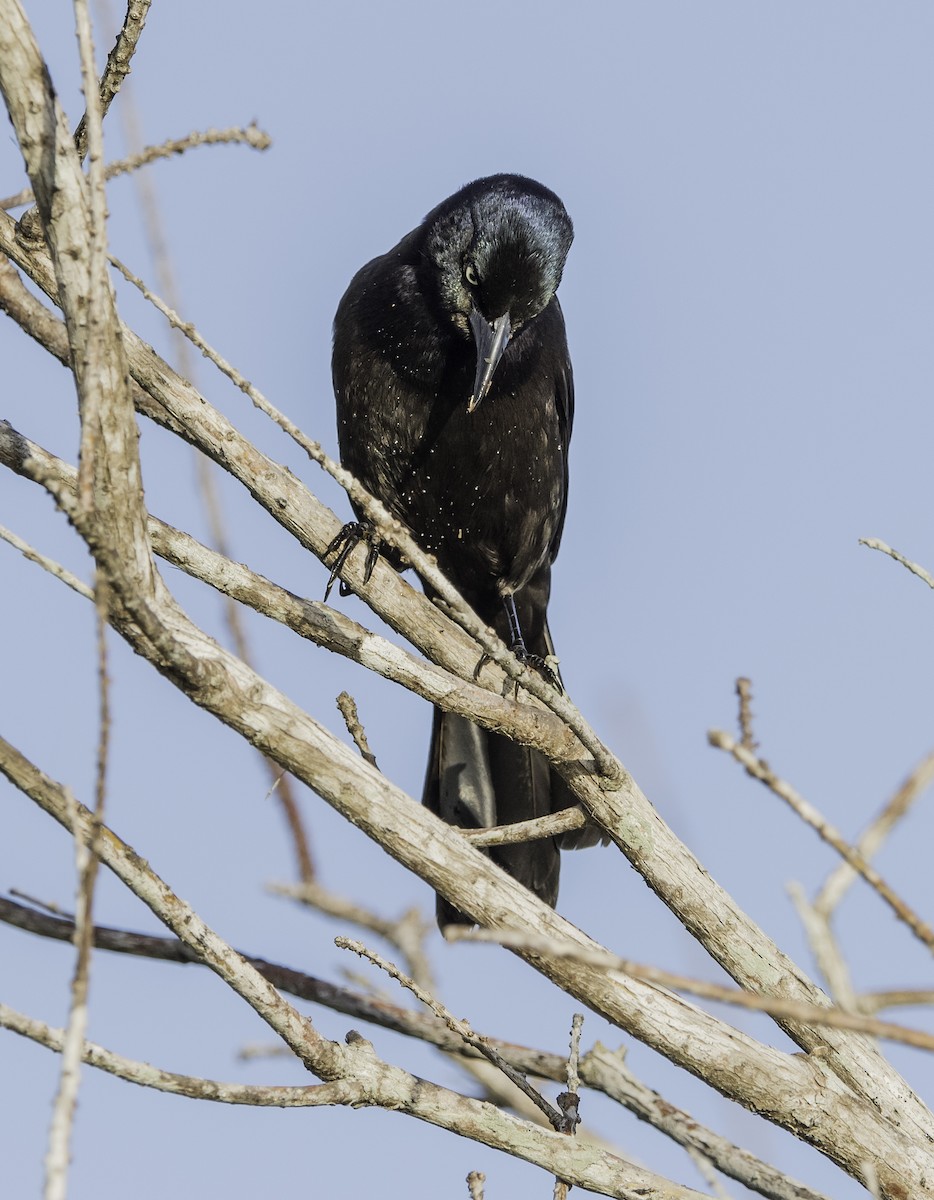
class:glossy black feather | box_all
[332,174,600,924]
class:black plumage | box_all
[331,174,600,924]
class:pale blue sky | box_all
[2,4,933,1197]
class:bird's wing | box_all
[548,299,574,564]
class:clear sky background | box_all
[2,4,933,1197]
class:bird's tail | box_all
[422,608,604,928]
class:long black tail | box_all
[424,705,567,927]
[422,574,602,926]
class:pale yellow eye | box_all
[464,262,480,287]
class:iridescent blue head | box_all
[421,174,573,410]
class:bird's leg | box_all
[324,522,381,600]
[503,593,529,659]
[502,594,562,691]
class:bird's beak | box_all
[467,308,511,413]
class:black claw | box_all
[518,650,563,692]
[473,652,492,681]
[324,522,381,601]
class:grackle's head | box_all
[421,174,573,410]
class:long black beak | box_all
[467,308,511,413]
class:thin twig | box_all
[859,537,934,590]
[336,692,379,770]
[448,927,934,1052]
[815,749,934,917]
[788,882,858,1011]
[566,1013,583,1096]
[0,524,93,599]
[709,729,934,955]
[686,1148,733,1200]
[858,990,934,1014]
[273,881,435,994]
[463,806,587,847]
[73,0,151,160]
[336,936,567,1129]
[2,126,270,210]
[553,1014,585,1198]
[8,890,74,919]
[466,1171,486,1200]
[735,676,757,751]
[2,1001,354,1106]
[43,8,109,1196]
[98,74,310,882]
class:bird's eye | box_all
[464,263,480,287]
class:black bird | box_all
[331,174,601,924]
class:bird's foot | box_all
[324,522,381,600]
[513,646,563,692]
[473,645,563,692]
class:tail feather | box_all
[424,708,562,926]
[422,569,604,926]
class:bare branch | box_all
[788,882,858,1012]
[0,523,93,599]
[2,1002,354,1107]
[1,750,718,1199]
[815,749,934,917]
[736,676,757,751]
[41,3,112,1191]
[0,422,576,766]
[0,897,838,1200]
[467,1171,486,1200]
[72,0,151,160]
[710,730,934,954]
[1,139,932,1190]
[449,927,934,1052]
[0,0,154,591]
[858,991,934,1015]
[336,692,380,770]
[107,252,623,785]
[582,1045,833,1200]
[337,936,566,1130]
[2,426,931,1187]
[463,806,588,847]
[859,536,934,590]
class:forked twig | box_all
[336,936,567,1129]
[709,730,934,955]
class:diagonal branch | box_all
[859,537,934,590]
[815,749,934,917]
[710,730,934,954]
[0,896,834,1200]
[0,745,710,1200]
[1,26,932,1183]
[337,936,568,1130]
[72,0,151,160]
[2,243,933,1189]
[0,421,577,766]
